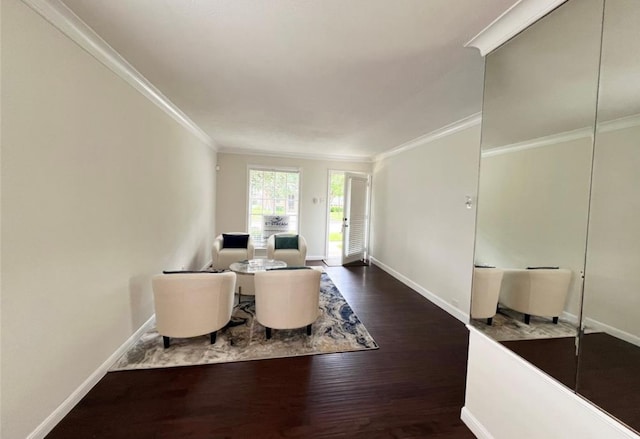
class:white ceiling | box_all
[60,0,516,160]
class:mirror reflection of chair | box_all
[152,272,236,348]
[212,232,255,296]
[471,267,504,325]
[500,268,572,324]
[266,233,307,267]
[254,268,321,339]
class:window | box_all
[248,168,300,248]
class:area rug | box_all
[470,307,577,341]
[111,273,378,371]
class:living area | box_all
[6,1,640,439]
[112,231,378,371]
[2,0,479,433]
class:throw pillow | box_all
[275,234,299,250]
[222,233,250,249]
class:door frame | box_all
[341,171,371,265]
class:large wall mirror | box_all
[579,0,640,431]
[471,0,603,389]
[470,0,640,433]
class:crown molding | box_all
[482,125,592,158]
[218,146,373,163]
[482,113,640,158]
[598,112,640,134]
[465,0,567,56]
[374,112,482,162]
[21,0,216,149]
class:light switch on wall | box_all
[465,196,473,209]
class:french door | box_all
[341,173,370,265]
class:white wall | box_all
[1,1,216,438]
[369,124,481,321]
[475,137,593,319]
[582,123,640,342]
[215,152,371,258]
[463,327,639,439]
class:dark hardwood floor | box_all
[501,336,577,389]
[578,332,640,434]
[47,264,474,439]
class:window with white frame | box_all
[248,168,300,248]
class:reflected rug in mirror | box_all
[470,307,577,341]
[111,273,378,371]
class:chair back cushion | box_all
[500,268,572,317]
[254,269,321,330]
[471,268,504,319]
[267,266,311,271]
[152,272,236,338]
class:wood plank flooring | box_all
[578,333,640,434]
[501,337,577,389]
[46,264,474,439]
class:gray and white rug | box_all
[471,307,578,341]
[111,273,378,371]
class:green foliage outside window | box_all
[248,168,300,246]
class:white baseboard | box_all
[461,407,494,439]
[369,256,469,323]
[27,314,156,439]
[583,317,640,348]
[561,310,580,326]
[306,255,324,261]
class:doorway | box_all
[324,170,370,266]
[324,170,345,266]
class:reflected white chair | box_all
[500,268,572,324]
[254,268,321,339]
[471,267,504,325]
[212,232,255,295]
[152,272,236,348]
[266,233,307,267]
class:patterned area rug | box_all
[111,273,378,371]
[470,307,578,341]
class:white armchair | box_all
[499,268,572,324]
[254,268,321,339]
[266,233,307,267]
[152,271,236,348]
[212,232,255,295]
[471,267,504,325]
[212,233,255,269]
